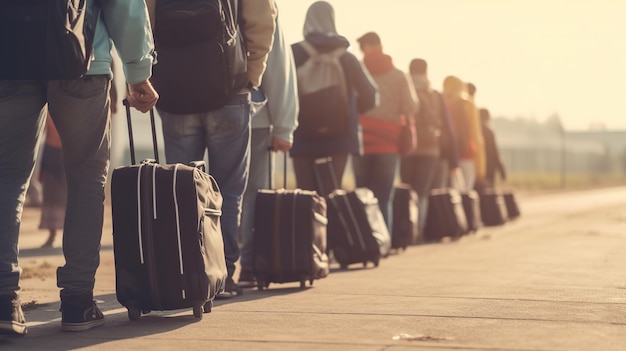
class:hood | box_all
[303,1,337,37]
[443,75,468,100]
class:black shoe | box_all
[0,292,27,336]
[60,294,104,332]
[237,268,257,289]
[216,277,243,299]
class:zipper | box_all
[140,165,162,309]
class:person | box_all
[290,1,377,195]
[238,3,299,288]
[353,32,416,229]
[479,108,507,188]
[402,58,458,240]
[147,0,277,297]
[39,114,66,249]
[442,76,485,190]
[0,1,158,335]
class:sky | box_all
[275,0,626,131]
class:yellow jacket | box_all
[442,76,486,180]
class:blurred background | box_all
[110,0,626,193]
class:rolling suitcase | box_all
[503,191,521,219]
[392,184,418,250]
[253,154,330,290]
[314,157,391,269]
[461,191,481,233]
[111,101,227,320]
[423,188,468,242]
[479,189,507,226]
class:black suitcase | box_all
[253,154,330,290]
[314,158,391,268]
[461,190,481,233]
[111,101,227,320]
[392,184,418,250]
[503,191,521,219]
[423,188,468,242]
[479,190,507,226]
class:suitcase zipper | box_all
[291,192,297,272]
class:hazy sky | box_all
[275,0,626,130]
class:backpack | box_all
[0,0,99,80]
[414,89,442,150]
[295,41,350,140]
[151,0,248,114]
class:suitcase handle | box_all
[123,99,160,165]
[268,147,288,190]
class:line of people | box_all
[0,0,507,336]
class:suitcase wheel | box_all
[363,261,368,268]
[300,280,306,289]
[340,264,348,270]
[309,279,314,286]
[127,306,141,321]
[373,259,380,268]
[193,304,203,319]
[203,300,212,314]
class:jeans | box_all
[400,154,439,236]
[458,159,476,191]
[158,92,251,278]
[352,153,399,231]
[0,77,111,296]
[239,128,272,271]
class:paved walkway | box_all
[2,187,626,350]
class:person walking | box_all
[353,32,417,229]
[442,76,485,190]
[402,58,458,238]
[479,108,507,188]
[39,114,66,249]
[146,0,277,297]
[0,0,158,335]
[290,1,377,195]
[238,3,299,288]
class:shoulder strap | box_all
[300,41,318,57]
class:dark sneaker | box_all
[0,292,27,336]
[237,268,257,289]
[216,277,243,299]
[60,297,104,332]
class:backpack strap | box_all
[300,41,318,57]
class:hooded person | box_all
[442,76,486,190]
[290,1,378,195]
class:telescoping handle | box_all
[268,148,288,190]
[123,99,160,165]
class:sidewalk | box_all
[3,187,626,350]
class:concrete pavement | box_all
[2,187,626,350]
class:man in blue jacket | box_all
[0,1,158,335]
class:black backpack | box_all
[151,0,248,114]
[0,0,99,80]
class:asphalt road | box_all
[3,186,626,350]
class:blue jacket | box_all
[251,9,298,144]
[87,1,155,84]
[290,33,377,157]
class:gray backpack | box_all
[296,41,350,139]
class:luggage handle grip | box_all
[267,147,288,190]
[123,99,160,165]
